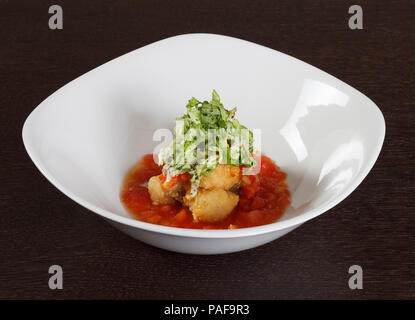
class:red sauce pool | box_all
[120,154,290,229]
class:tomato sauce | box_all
[120,154,290,229]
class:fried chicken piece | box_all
[149,165,241,222]
[199,164,241,190]
[148,176,175,205]
[148,175,189,205]
[184,188,239,222]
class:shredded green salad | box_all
[158,90,256,196]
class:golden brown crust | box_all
[199,164,240,190]
[184,188,239,222]
[148,176,176,205]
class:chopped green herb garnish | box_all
[158,90,256,196]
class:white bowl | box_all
[22,34,385,254]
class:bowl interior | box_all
[23,34,385,229]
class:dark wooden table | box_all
[1,0,414,299]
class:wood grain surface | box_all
[0,0,414,299]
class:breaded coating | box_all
[148,176,175,205]
[148,165,242,222]
[199,164,240,190]
[184,188,239,222]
